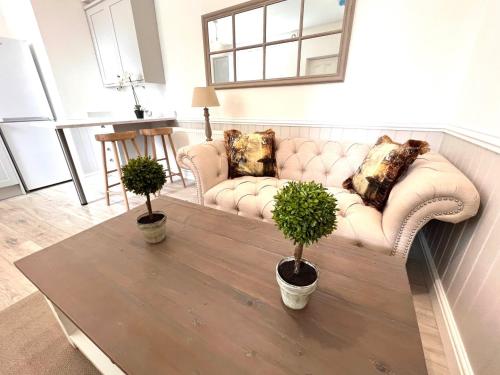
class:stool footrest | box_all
[142,130,186,188]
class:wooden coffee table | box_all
[16,197,427,374]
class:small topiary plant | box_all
[272,181,338,274]
[122,157,166,221]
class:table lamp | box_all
[192,86,220,141]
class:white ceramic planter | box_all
[137,211,166,244]
[276,256,319,310]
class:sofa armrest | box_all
[383,152,480,258]
[177,140,228,204]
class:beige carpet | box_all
[0,292,99,375]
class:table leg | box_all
[45,297,76,348]
[44,297,126,374]
[55,128,88,205]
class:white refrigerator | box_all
[0,37,70,191]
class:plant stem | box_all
[146,194,153,220]
[129,76,140,106]
[293,243,304,274]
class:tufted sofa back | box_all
[275,138,370,187]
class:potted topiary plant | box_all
[272,181,338,310]
[122,156,167,243]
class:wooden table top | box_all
[16,197,427,375]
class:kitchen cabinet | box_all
[70,124,135,179]
[85,0,165,87]
[0,134,21,189]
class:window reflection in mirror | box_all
[236,47,263,81]
[266,0,301,43]
[235,8,263,47]
[302,0,344,36]
[210,52,234,83]
[208,16,233,52]
[266,41,298,79]
[300,34,341,76]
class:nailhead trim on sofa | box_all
[392,197,465,258]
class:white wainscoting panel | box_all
[177,120,444,151]
[416,233,473,375]
[421,133,500,374]
[68,121,444,178]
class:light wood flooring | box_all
[0,178,449,374]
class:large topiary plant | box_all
[272,181,338,274]
[122,157,166,220]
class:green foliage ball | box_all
[272,181,338,247]
[122,156,166,196]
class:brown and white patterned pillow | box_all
[224,129,276,179]
[343,135,430,211]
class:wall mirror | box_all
[202,0,356,89]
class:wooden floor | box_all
[0,178,449,374]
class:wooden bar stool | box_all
[140,127,186,187]
[94,131,141,210]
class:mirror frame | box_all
[202,0,356,89]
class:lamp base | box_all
[203,107,212,142]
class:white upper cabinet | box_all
[109,0,142,80]
[87,4,123,85]
[85,0,165,86]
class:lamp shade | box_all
[192,87,220,108]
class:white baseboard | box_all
[417,233,474,375]
[0,184,24,200]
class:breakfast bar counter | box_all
[53,116,176,129]
[53,116,176,205]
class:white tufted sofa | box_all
[177,138,480,260]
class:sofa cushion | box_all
[204,176,391,254]
[276,138,370,187]
[224,129,276,178]
[343,135,430,211]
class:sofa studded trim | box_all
[392,197,465,258]
[178,142,228,205]
[179,154,204,204]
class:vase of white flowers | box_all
[118,73,144,119]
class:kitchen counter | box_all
[55,116,176,129]
[52,115,177,205]
[21,116,177,129]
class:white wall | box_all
[452,0,500,136]
[0,6,8,36]
[30,0,170,119]
[155,0,478,128]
